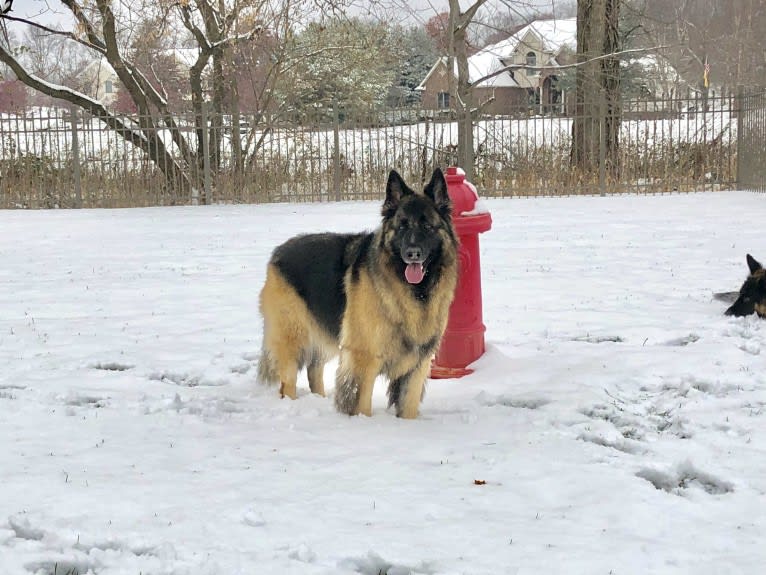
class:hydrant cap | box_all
[445,166,492,233]
[445,166,476,215]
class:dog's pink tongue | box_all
[405,263,425,284]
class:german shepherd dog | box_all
[257,168,458,418]
[716,254,766,318]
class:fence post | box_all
[201,101,212,205]
[69,105,82,208]
[735,85,744,189]
[333,100,341,202]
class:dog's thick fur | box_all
[257,168,458,418]
[718,254,766,318]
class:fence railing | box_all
[737,88,766,192]
[0,91,752,208]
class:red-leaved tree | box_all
[0,80,28,113]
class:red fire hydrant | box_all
[430,166,492,379]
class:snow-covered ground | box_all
[1,191,765,574]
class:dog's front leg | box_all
[334,347,380,417]
[393,358,431,419]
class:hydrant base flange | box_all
[429,362,474,379]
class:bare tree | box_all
[446,0,488,183]
[638,0,766,91]
[0,0,349,200]
[403,0,564,181]
[571,0,621,182]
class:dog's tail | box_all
[256,345,279,386]
[713,291,739,304]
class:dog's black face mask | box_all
[725,254,766,318]
[392,198,446,284]
[382,169,452,286]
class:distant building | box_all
[81,58,120,106]
[416,18,577,115]
[81,49,201,108]
[417,18,685,116]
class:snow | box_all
[458,177,491,216]
[2,190,766,574]
[467,51,520,88]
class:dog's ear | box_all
[382,170,410,218]
[424,168,452,219]
[746,254,763,274]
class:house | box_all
[416,17,578,115]
[80,49,201,108]
[622,54,686,98]
[81,58,120,106]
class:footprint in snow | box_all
[577,431,645,455]
[571,334,624,344]
[477,391,550,410]
[636,461,734,496]
[148,371,230,387]
[660,333,700,347]
[90,361,134,372]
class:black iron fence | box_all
[0,90,757,208]
[737,88,766,192]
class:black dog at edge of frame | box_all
[714,254,766,318]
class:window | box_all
[104,80,113,94]
[525,51,538,76]
[437,91,450,109]
[527,87,540,106]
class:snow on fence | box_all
[0,92,743,208]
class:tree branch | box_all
[0,44,148,151]
[59,0,107,51]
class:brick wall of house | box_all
[476,87,529,115]
[418,62,452,110]
[419,62,530,115]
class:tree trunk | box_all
[448,0,487,184]
[190,55,211,194]
[452,11,474,182]
[229,46,243,176]
[0,46,192,196]
[572,0,621,185]
[210,52,225,174]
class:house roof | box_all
[471,18,577,84]
[168,48,201,70]
[82,57,118,79]
[416,17,577,91]
[521,17,577,56]
[468,48,520,88]
[627,54,681,81]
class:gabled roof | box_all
[519,17,577,56]
[167,48,201,70]
[415,54,521,91]
[468,49,520,88]
[414,57,448,91]
[417,17,577,90]
[470,17,576,85]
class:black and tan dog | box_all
[257,168,458,418]
[714,254,766,317]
